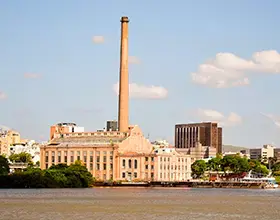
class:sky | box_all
[1,0,280,147]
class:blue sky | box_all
[1,0,280,147]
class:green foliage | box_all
[191,154,272,179]
[191,160,207,178]
[0,155,10,175]
[9,152,32,163]
[0,161,93,188]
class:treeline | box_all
[191,154,280,179]
[0,156,93,188]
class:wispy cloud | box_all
[129,56,141,64]
[113,82,168,99]
[92,36,105,44]
[261,112,280,127]
[0,91,7,100]
[24,73,41,79]
[191,50,280,88]
[192,108,242,127]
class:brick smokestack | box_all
[118,16,129,132]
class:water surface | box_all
[1,187,279,220]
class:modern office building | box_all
[175,122,223,154]
[249,144,275,163]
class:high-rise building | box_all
[106,120,118,131]
[175,122,223,154]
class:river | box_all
[0,188,280,220]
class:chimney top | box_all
[121,16,129,23]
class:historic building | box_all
[40,16,192,182]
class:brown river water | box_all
[0,187,280,220]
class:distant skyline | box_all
[1,0,280,147]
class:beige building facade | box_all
[40,124,192,182]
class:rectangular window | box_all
[110,163,113,170]
[145,165,148,170]
[128,160,132,168]
[97,163,100,170]
[97,156,100,163]
[103,156,107,163]
[122,159,125,168]
[45,163,48,169]
[58,151,61,163]
[134,172,137,178]
[151,157,154,162]
[122,172,126,178]
[151,165,154,170]
[90,163,93,171]
[103,164,106,170]
[45,156,48,163]
[110,156,113,162]
[110,151,113,155]
[90,156,93,163]
[64,152,67,163]
[145,157,148,162]
[71,156,74,163]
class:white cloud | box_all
[129,56,141,64]
[191,50,280,88]
[92,36,105,44]
[24,73,41,79]
[113,82,168,99]
[261,113,280,127]
[195,109,242,127]
[0,91,7,100]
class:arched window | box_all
[122,159,125,168]
[134,159,138,169]
[128,159,132,168]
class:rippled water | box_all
[0,187,280,220]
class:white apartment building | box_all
[249,144,275,163]
[155,147,192,181]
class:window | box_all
[103,151,107,155]
[45,155,48,163]
[110,163,113,170]
[145,157,149,162]
[122,159,125,168]
[151,157,154,162]
[45,164,48,169]
[145,165,148,170]
[90,156,93,163]
[103,164,106,170]
[164,158,166,162]
[122,172,126,178]
[51,151,55,163]
[110,151,113,155]
[134,160,138,169]
[58,151,61,163]
[77,151,80,161]
[64,152,67,163]
[160,157,162,162]
[110,156,113,162]
[151,165,154,170]
[90,163,93,171]
[97,156,100,163]
[96,151,100,156]
[97,163,100,170]
[83,153,87,163]
[160,173,162,178]
[103,156,107,163]
[134,172,137,178]
[128,159,132,168]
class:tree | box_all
[191,160,207,178]
[207,157,221,171]
[9,152,32,163]
[0,155,10,175]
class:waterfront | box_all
[1,188,280,220]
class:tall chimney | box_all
[118,16,129,132]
